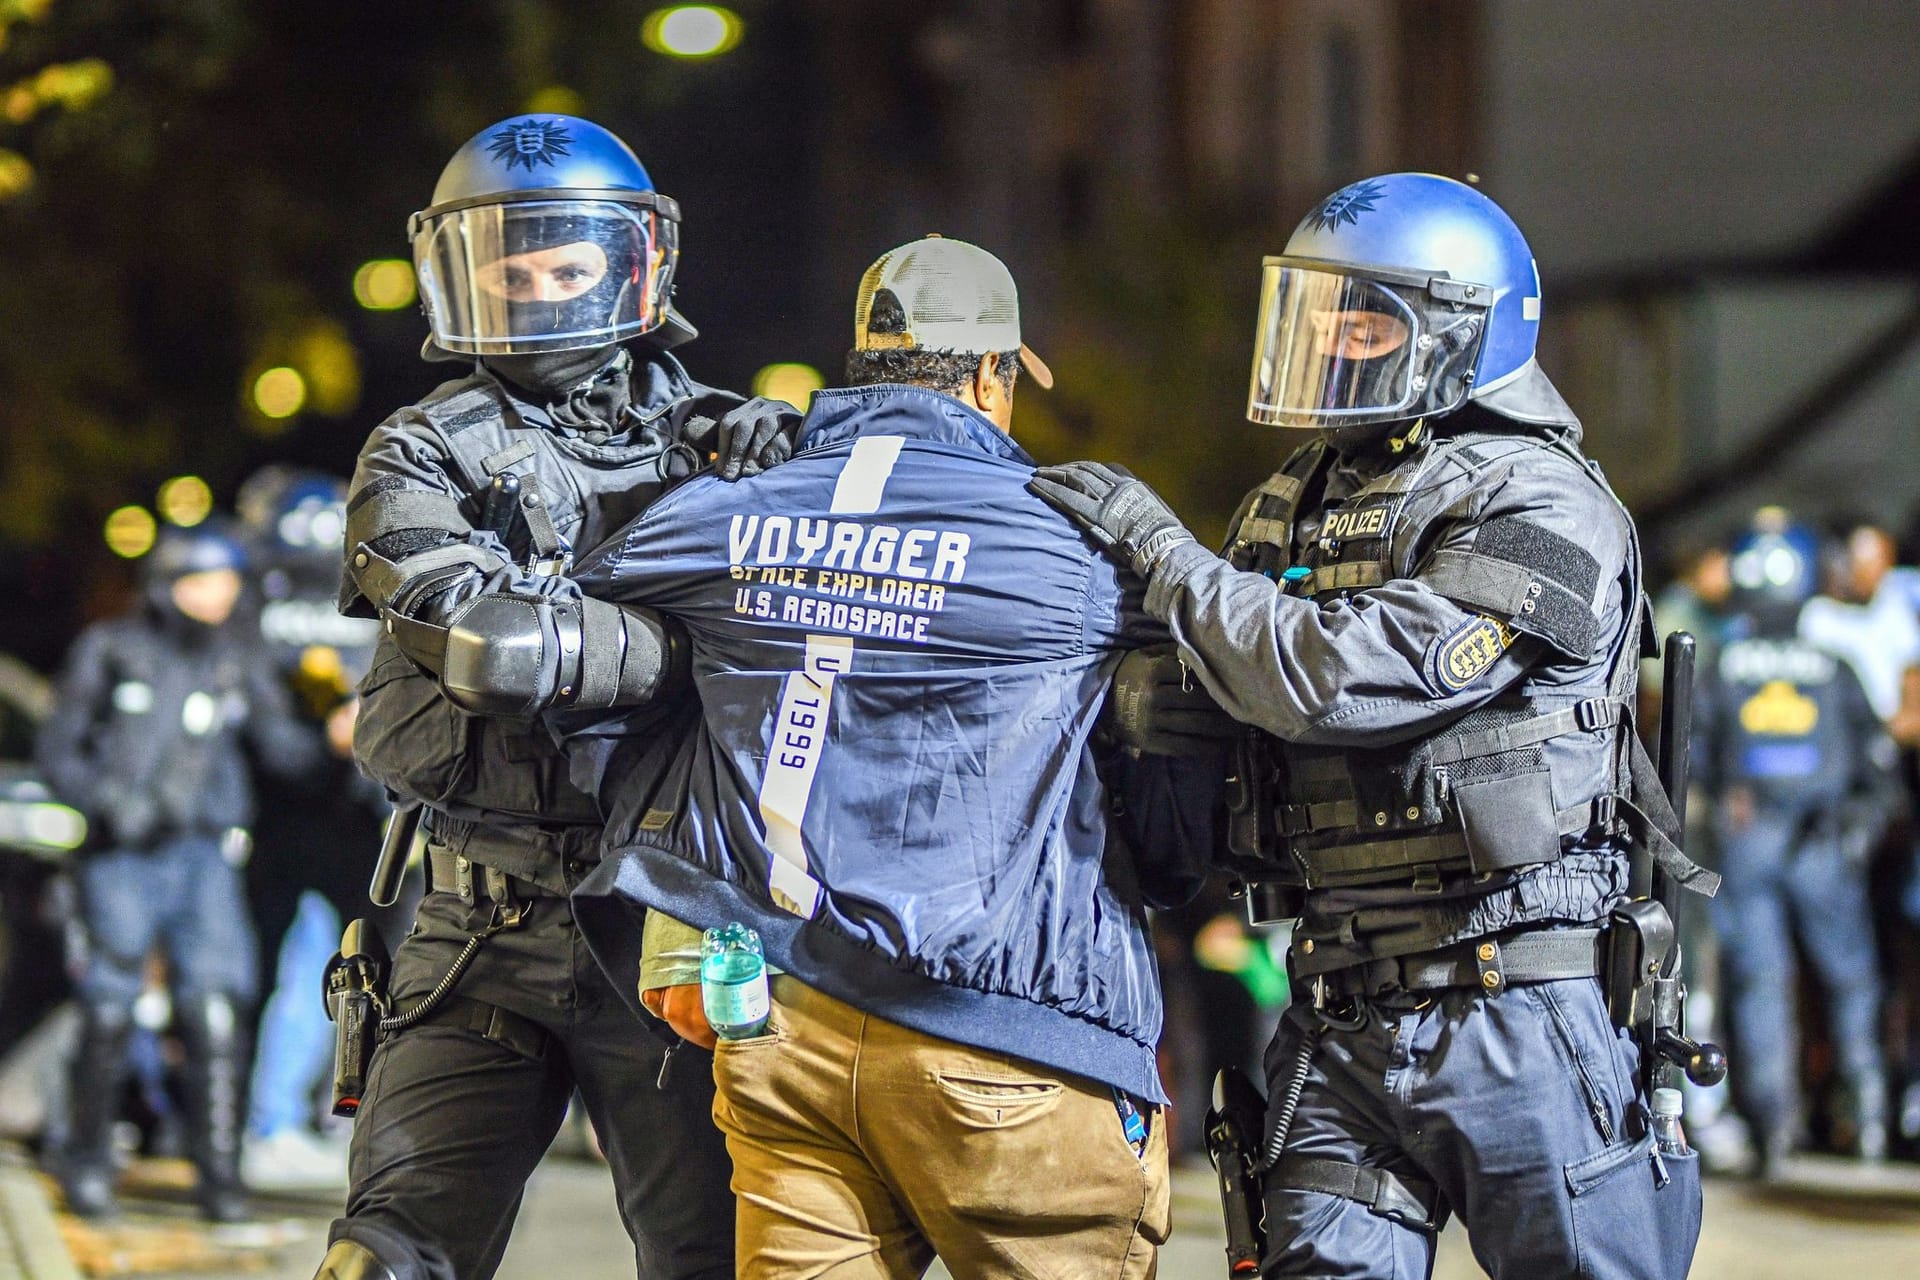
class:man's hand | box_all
[1028,461,1196,579]
[640,983,717,1050]
[686,397,804,481]
[1107,646,1241,758]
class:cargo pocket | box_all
[1565,1132,1699,1280]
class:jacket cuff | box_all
[638,910,705,991]
[1144,540,1220,619]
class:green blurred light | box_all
[156,475,212,527]
[642,6,742,59]
[104,505,156,558]
[353,259,417,311]
[752,362,824,410]
[253,366,307,419]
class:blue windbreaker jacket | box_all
[568,384,1202,1102]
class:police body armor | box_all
[1222,426,1668,930]
[1709,635,1858,812]
[342,350,723,884]
[90,624,262,841]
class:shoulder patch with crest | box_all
[1431,615,1516,692]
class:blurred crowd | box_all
[5,471,1920,1217]
[0,467,415,1219]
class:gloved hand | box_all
[1029,461,1196,579]
[684,397,804,481]
[1106,645,1241,758]
[641,983,717,1050]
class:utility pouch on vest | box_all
[1224,731,1285,877]
[1452,768,1560,874]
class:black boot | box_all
[56,1002,134,1217]
[176,993,252,1223]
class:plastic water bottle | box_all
[1651,1087,1690,1156]
[700,923,770,1040]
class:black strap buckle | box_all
[1574,697,1615,732]
[1589,793,1619,835]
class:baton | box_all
[369,803,420,908]
[1650,632,1696,907]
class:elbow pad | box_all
[440,594,687,717]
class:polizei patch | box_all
[1432,615,1515,691]
[1317,503,1391,545]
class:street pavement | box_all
[520,1154,1920,1278]
[24,1151,1920,1277]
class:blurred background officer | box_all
[567,236,1206,1276]
[323,115,781,1280]
[35,521,315,1222]
[1034,174,1706,1277]
[1698,511,1903,1175]
[234,467,388,1192]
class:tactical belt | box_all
[392,992,549,1061]
[1296,927,1606,999]
[427,844,567,904]
[427,812,597,861]
[1269,1155,1439,1231]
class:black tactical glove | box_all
[685,397,804,481]
[1028,461,1196,579]
[1106,645,1241,759]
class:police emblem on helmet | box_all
[1306,179,1388,234]
[486,119,574,172]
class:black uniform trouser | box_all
[328,885,734,1280]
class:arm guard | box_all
[439,593,689,718]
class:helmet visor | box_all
[413,199,678,354]
[1246,262,1486,429]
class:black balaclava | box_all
[486,344,635,433]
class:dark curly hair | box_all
[843,347,1020,397]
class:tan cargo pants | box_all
[711,977,1171,1278]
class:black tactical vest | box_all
[348,353,721,836]
[1223,425,1649,903]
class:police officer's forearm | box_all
[1144,543,1531,744]
[438,593,690,718]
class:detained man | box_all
[564,237,1214,1276]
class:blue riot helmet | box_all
[146,519,248,582]
[408,115,690,355]
[1727,508,1821,634]
[235,465,348,564]
[1248,173,1574,435]
[143,518,248,620]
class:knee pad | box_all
[314,1238,399,1280]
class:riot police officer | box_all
[322,116,787,1280]
[1699,511,1899,1173]
[37,520,316,1221]
[1033,174,1707,1277]
[235,467,387,1189]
